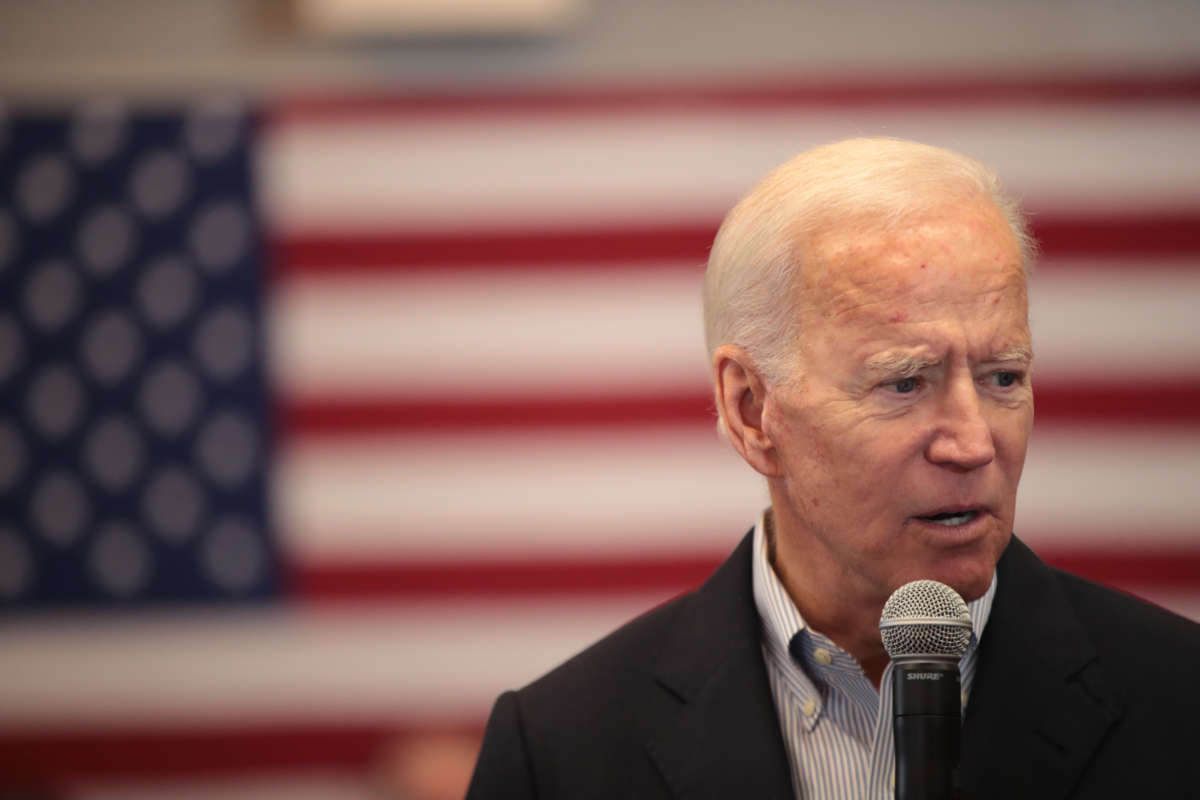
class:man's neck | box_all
[765,509,890,688]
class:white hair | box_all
[703,137,1037,392]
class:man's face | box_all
[763,198,1033,605]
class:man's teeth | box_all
[924,511,977,526]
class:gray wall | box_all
[1,0,1199,96]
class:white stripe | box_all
[262,103,1200,231]
[1016,426,1200,544]
[278,425,767,559]
[0,593,666,727]
[1029,262,1200,379]
[279,425,1200,560]
[270,266,709,399]
[272,260,1200,399]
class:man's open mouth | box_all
[917,510,979,527]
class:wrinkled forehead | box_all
[792,201,1027,322]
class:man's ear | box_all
[712,345,780,477]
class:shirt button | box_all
[802,698,817,717]
[813,648,833,665]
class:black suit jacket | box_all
[468,534,1200,798]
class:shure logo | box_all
[907,672,943,680]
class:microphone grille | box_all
[878,579,973,658]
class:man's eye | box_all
[892,377,919,393]
[992,371,1020,388]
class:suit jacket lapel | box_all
[961,537,1124,800]
[647,532,795,799]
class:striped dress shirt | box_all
[751,512,996,799]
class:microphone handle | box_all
[892,658,962,800]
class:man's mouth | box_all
[917,510,980,527]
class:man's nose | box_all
[925,378,996,470]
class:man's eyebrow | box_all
[989,345,1034,363]
[863,345,1033,375]
[863,350,940,376]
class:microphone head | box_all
[878,579,973,659]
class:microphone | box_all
[879,580,974,800]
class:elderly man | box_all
[467,138,1200,799]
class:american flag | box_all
[0,102,275,612]
[2,76,1200,798]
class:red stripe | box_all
[1039,546,1200,589]
[269,223,715,274]
[277,381,1200,437]
[288,547,1200,601]
[278,393,715,435]
[1031,380,1200,425]
[271,213,1200,275]
[287,553,715,601]
[0,721,482,783]
[270,74,1200,123]
[1032,211,1200,258]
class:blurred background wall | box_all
[2,1,1199,798]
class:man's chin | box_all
[895,529,1010,603]
[946,571,995,604]
[931,536,1010,602]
